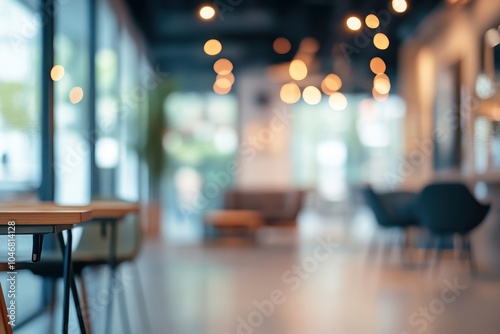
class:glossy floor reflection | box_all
[13,203,500,334]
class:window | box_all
[116,28,140,201]
[164,92,238,240]
[53,0,91,204]
[0,0,41,192]
[292,95,406,196]
[95,0,120,196]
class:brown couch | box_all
[223,189,306,226]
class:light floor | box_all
[10,202,500,334]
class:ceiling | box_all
[124,0,444,92]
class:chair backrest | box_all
[361,186,391,226]
[414,183,490,234]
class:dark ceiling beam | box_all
[150,32,299,46]
[152,45,292,70]
[152,10,277,37]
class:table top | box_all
[0,201,140,220]
[0,206,93,226]
[84,201,140,219]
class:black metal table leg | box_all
[70,276,88,334]
[58,231,72,334]
[105,220,117,334]
[57,234,88,333]
[32,234,44,262]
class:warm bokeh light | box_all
[486,28,500,47]
[392,0,408,13]
[321,74,342,94]
[289,59,308,81]
[370,57,386,74]
[373,73,391,95]
[213,58,233,75]
[372,87,389,102]
[69,87,84,104]
[321,81,335,95]
[199,5,215,20]
[50,65,65,81]
[301,37,320,53]
[373,33,390,50]
[204,39,222,56]
[273,37,291,54]
[302,86,322,105]
[215,77,232,89]
[365,14,380,29]
[329,92,347,111]
[346,16,362,31]
[213,82,231,95]
[280,82,301,104]
[216,72,235,85]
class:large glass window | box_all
[0,0,40,193]
[95,0,120,196]
[292,95,406,197]
[53,0,91,204]
[164,92,238,240]
[116,28,140,201]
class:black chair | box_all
[414,183,490,273]
[362,186,419,261]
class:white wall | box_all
[400,0,500,188]
[235,71,293,189]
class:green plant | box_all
[140,80,176,199]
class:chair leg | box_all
[132,261,153,333]
[458,235,468,263]
[367,228,379,261]
[382,229,396,261]
[453,234,461,262]
[400,228,413,264]
[434,236,444,275]
[79,277,92,334]
[423,234,434,267]
[464,235,477,275]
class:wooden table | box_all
[0,206,92,234]
[0,206,92,334]
[3,201,140,333]
[205,210,263,237]
[83,201,140,334]
[3,201,139,220]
